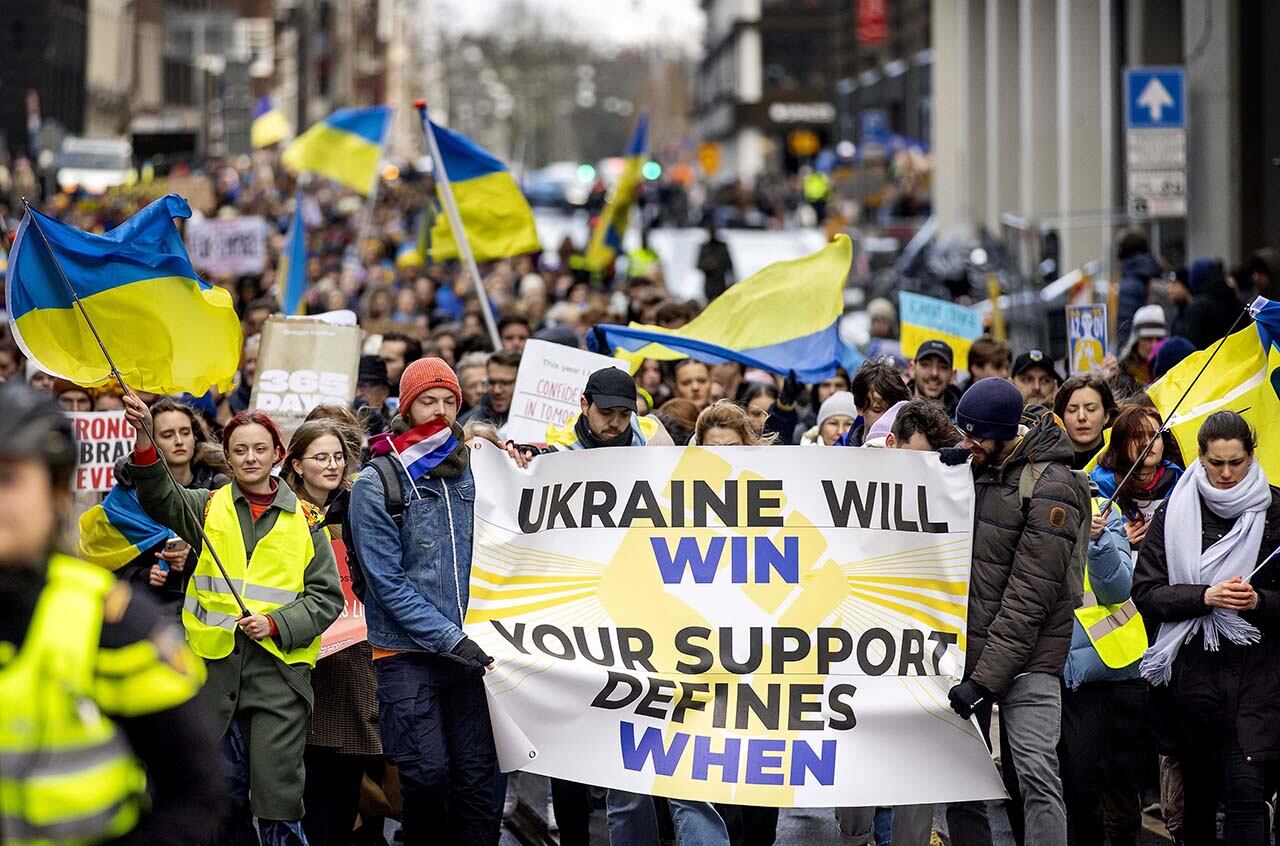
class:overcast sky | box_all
[433,0,705,54]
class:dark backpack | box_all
[342,455,405,603]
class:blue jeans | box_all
[606,790,728,845]
[376,652,498,845]
[220,720,309,846]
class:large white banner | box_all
[467,441,1004,807]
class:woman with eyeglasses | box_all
[282,418,382,846]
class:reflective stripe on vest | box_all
[0,555,147,845]
[1074,499,1149,669]
[184,486,319,666]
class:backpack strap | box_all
[1018,461,1052,510]
[370,455,406,527]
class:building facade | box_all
[931,0,1280,272]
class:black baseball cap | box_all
[1012,349,1064,382]
[584,367,637,413]
[914,339,954,368]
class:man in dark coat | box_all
[1115,228,1163,349]
[1182,257,1243,350]
[946,379,1084,846]
[696,223,734,302]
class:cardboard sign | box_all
[503,339,628,443]
[1067,304,1109,374]
[251,317,360,434]
[186,215,267,277]
[69,410,136,492]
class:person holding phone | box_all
[1091,406,1184,548]
[107,396,230,615]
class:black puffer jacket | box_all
[966,412,1084,695]
[1132,489,1280,761]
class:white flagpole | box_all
[415,99,502,351]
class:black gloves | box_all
[777,369,802,410]
[445,636,494,670]
[938,447,972,467]
[948,679,990,719]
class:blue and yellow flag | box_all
[283,105,390,196]
[251,96,292,149]
[591,234,852,383]
[424,112,541,262]
[1147,298,1275,475]
[6,194,242,394]
[278,189,308,314]
[586,113,649,273]
[395,204,431,269]
[79,485,172,571]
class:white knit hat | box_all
[1132,304,1168,339]
[817,391,858,427]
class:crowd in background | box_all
[5,145,1280,846]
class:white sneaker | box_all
[546,799,558,833]
[503,780,518,819]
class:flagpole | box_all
[415,99,503,351]
[1097,304,1252,519]
[22,201,250,617]
[344,109,392,288]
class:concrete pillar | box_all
[1018,0,1057,219]
[1056,0,1109,272]
[1184,0,1240,259]
[985,0,1020,227]
[930,0,985,234]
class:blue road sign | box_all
[1124,67,1185,130]
[860,109,889,146]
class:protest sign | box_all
[503,339,628,442]
[69,410,136,492]
[319,539,368,659]
[467,442,1004,807]
[1067,304,1109,374]
[898,291,984,371]
[251,317,360,433]
[186,215,268,276]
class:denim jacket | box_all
[347,462,475,654]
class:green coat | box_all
[131,459,344,819]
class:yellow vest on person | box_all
[0,555,148,845]
[184,485,319,667]
[1075,499,1148,669]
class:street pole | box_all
[22,201,249,617]
[415,100,503,351]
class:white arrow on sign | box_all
[1137,77,1174,123]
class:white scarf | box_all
[1141,459,1272,685]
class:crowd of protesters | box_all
[5,147,1280,846]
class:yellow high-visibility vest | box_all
[184,486,319,667]
[0,555,148,845]
[1076,499,1148,668]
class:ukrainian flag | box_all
[1148,297,1274,475]
[278,189,308,314]
[591,234,852,383]
[423,112,541,263]
[586,112,648,273]
[282,105,390,196]
[251,96,292,149]
[395,205,431,269]
[79,486,172,571]
[6,194,242,394]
